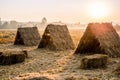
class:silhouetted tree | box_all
[41,17,47,25]
[0,18,2,26]
[0,18,2,28]
[2,21,9,29]
[115,24,120,31]
[9,20,18,29]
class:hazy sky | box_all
[0,0,120,23]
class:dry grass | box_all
[0,29,84,46]
[0,28,117,49]
[69,29,84,47]
[0,29,120,80]
[0,29,118,46]
[0,30,16,44]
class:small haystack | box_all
[0,50,27,65]
[80,54,108,69]
[14,27,40,46]
[38,24,75,50]
[75,23,120,57]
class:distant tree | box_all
[58,21,62,23]
[2,21,9,29]
[41,17,47,25]
[0,18,2,28]
[0,18,2,26]
[9,20,18,29]
[115,24,120,31]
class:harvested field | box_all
[0,29,119,80]
[0,30,16,44]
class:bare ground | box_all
[0,29,119,80]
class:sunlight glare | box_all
[88,2,108,19]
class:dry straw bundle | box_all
[75,23,120,58]
[38,24,75,50]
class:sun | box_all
[88,2,108,19]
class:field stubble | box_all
[0,29,119,80]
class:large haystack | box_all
[14,27,40,46]
[75,23,120,57]
[38,24,75,50]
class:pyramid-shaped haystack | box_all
[38,24,75,50]
[75,23,120,57]
[14,27,40,46]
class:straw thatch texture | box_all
[75,23,120,57]
[113,64,120,75]
[80,54,108,69]
[0,50,27,65]
[38,24,75,50]
[14,27,40,46]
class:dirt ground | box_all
[0,29,120,80]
